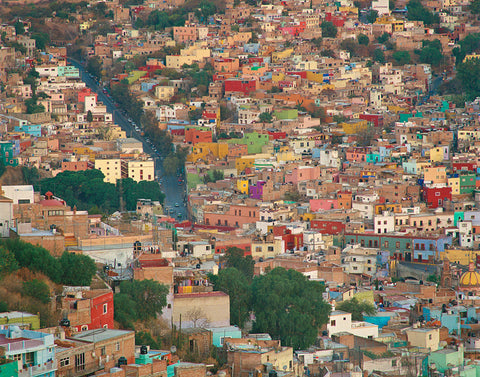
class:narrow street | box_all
[68,59,188,221]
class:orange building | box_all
[185,128,213,145]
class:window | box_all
[429,334,432,340]
[101,347,106,356]
[103,303,107,314]
[60,357,70,367]
[75,353,85,372]
[396,242,400,248]
[331,320,336,326]
[81,325,88,331]
[115,342,120,352]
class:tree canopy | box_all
[114,279,169,328]
[224,247,255,281]
[0,239,97,286]
[336,297,376,321]
[39,170,164,214]
[406,0,439,25]
[457,57,480,100]
[321,21,337,38]
[251,268,331,350]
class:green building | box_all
[460,174,476,195]
[0,312,40,330]
[226,132,269,154]
[0,359,18,377]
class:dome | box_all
[459,262,480,288]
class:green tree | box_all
[117,280,168,322]
[457,57,480,100]
[259,112,273,123]
[212,267,251,327]
[377,32,390,44]
[340,38,359,56]
[373,48,385,63]
[224,247,255,281]
[311,37,322,47]
[87,56,102,81]
[392,50,411,65]
[470,0,480,14]
[336,297,376,321]
[22,279,50,304]
[163,155,179,176]
[14,21,25,35]
[114,293,137,329]
[366,9,378,23]
[251,268,331,350]
[86,110,93,123]
[31,32,50,50]
[135,331,162,348]
[59,252,97,286]
[417,41,443,66]
[321,21,337,38]
[358,34,369,46]
[407,0,439,25]
[427,274,441,284]
[0,246,19,278]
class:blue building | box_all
[14,124,42,137]
[206,326,241,347]
[0,326,56,377]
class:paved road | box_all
[68,59,188,221]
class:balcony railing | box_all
[18,360,57,377]
[58,361,103,377]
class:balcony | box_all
[18,360,57,377]
[59,362,103,377]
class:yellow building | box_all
[73,146,96,162]
[272,72,285,82]
[424,166,447,184]
[375,15,404,31]
[154,86,175,101]
[237,179,249,194]
[440,249,478,265]
[276,150,302,163]
[127,159,155,182]
[187,142,229,162]
[448,176,460,195]
[95,158,122,184]
[429,145,449,163]
[405,328,439,351]
[165,55,197,69]
[251,240,283,259]
[272,48,294,63]
[235,156,255,173]
[340,119,368,134]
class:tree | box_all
[340,39,359,57]
[259,112,273,123]
[224,247,255,281]
[366,9,378,23]
[321,21,337,38]
[393,50,411,65]
[0,246,19,278]
[14,21,25,35]
[470,0,480,14]
[31,32,50,50]
[22,279,50,304]
[457,57,480,100]
[186,307,209,327]
[406,0,439,25]
[117,280,168,322]
[311,37,322,47]
[251,268,331,350]
[377,32,390,44]
[59,252,97,286]
[373,48,385,63]
[419,47,442,66]
[336,297,376,321]
[212,267,251,328]
[163,155,180,176]
[86,110,93,123]
[87,56,102,81]
[358,34,369,46]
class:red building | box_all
[452,162,476,173]
[215,242,252,255]
[423,186,452,208]
[77,88,97,103]
[272,226,303,251]
[310,220,345,235]
[185,128,213,144]
[224,79,258,95]
[324,12,346,27]
[268,131,287,140]
[359,113,384,128]
[64,289,114,332]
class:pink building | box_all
[285,166,321,185]
[310,198,339,212]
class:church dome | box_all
[459,262,480,288]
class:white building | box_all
[327,310,379,339]
[374,212,395,234]
[2,185,34,204]
[342,245,377,276]
[0,194,13,237]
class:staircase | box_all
[64,233,78,247]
